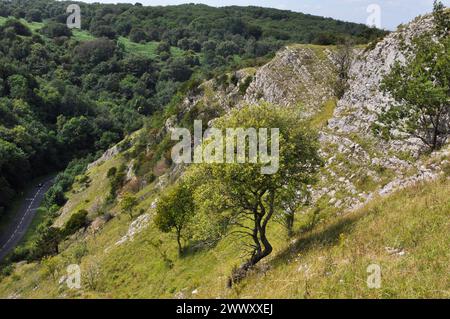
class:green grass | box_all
[117,37,185,59]
[236,177,450,298]
[71,29,95,42]
[310,98,337,129]
[1,170,448,298]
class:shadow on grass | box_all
[181,238,221,258]
[271,212,363,268]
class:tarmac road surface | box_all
[0,178,54,262]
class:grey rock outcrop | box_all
[329,15,435,152]
[244,45,337,116]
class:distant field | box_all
[0,17,187,59]
[71,29,95,41]
[0,16,43,32]
[118,37,185,59]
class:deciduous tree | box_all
[155,181,195,255]
[185,104,321,285]
[377,3,449,151]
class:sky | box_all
[77,0,450,30]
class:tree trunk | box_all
[228,191,275,287]
[432,111,442,151]
[430,109,443,151]
[285,211,294,237]
[176,230,183,256]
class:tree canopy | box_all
[171,104,322,283]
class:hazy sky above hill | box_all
[79,0,450,30]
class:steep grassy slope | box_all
[0,160,448,298]
[235,176,449,299]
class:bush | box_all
[30,226,61,260]
[0,264,13,278]
[156,41,171,55]
[3,19,31,36]
[9,245,32,262]
[107,167,117,178]
[109,164,126,198]
[129,28,147,43]
[91,25,117,39]
[313,32,337,45]
[45,185,67,207]
[74,39,117,65]
[63,210,89,237]
[41,22,72,38]
[239,76,253,95]
[216,41,240,58]
[26,9,42,22]
[71,242,88,264]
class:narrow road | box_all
[0,178,54,262]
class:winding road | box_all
[0,178,54,262]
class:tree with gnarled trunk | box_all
[184,104,321,286]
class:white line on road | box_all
[0,181,49,253]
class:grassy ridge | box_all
[117,37,185,59]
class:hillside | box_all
[1,0,385,44]
[0,7,449,298]
[0,0,385,222]
[1,172,448,298]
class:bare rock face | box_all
[244,45,337,116]
[125,160,135,181]
[167,45,340,124]
[211,68,256,112]
[115,213,151,246]
[87,145,120,170]
[310,14,450,213]
[329,15,435,146]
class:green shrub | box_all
[41,22,71,38]
[3,19,31,36]
[9,245,31,263]
[239,76,253,95]
[0,264,13,278]
[63,210,89,237]
[107,167,117,178]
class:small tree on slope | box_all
[184,104,321,285]
[376,2,450,151]
[155,181,195,256]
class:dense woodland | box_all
[0,0,386,220]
